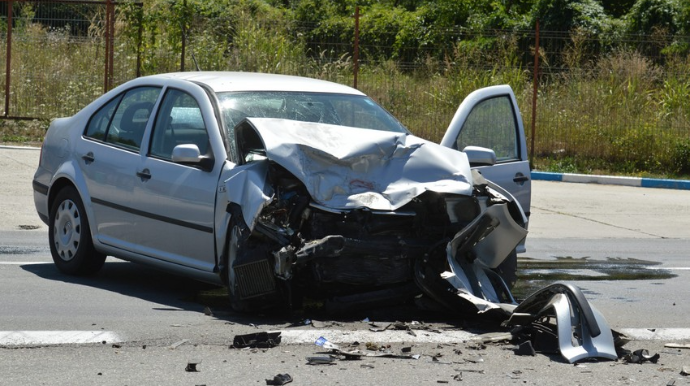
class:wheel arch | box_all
[47,177,77,214]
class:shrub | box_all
[671,138,690,174]
[531,0,612,35]
[625,0,681,35]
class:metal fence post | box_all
[530,18,540,166]
[353,6,359,89]
[181,0,186,72]
[136,2,143,77]
[103,0,115,91]
[4,0,12,117]
[104,0,109,92]
[108,0,115,89]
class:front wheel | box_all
[224,219,284,313]
[49,186,106,275]
[225,223,245,311]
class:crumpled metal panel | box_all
[223,161,274,229]
[547,293,618,363]
[238,118,474,211]
[505,283,618,363]
[472,202,528,268]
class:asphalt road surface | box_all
[2,146,690,385]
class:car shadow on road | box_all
[20,259,263,325]
[21,259,480,330]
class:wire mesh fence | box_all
[1,0,142,118]
[2,0,690,175]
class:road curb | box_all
[532,171,690,190]
[0,145,40,150]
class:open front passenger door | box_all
[440,85,531,251]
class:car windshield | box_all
[217,91,408,135]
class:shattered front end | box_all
[222,118,528,315]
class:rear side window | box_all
[85,87,162,151]
[85,96,121,141]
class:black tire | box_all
[494,250,518,289]
[224,219,284,313]
[225,223,245,311]
[49,186,106,275]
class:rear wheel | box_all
[49,186,106,275]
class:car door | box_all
[440,85,531,219]
[77,86,162,248]
[130,87,220,272]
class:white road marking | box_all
[618,328,690,341]
[280,329,481,345]
[3,328,690,347]
[281,328,690,345]
[0,331,123,346]
[650,267,690,270]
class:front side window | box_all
[85,87,161,151]
[456,96,519,162]
[150,89,209,160]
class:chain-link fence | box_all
[2,0,690,175]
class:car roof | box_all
[147,72,365,95]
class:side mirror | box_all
[171,144,213,170]
[463,145,497,166]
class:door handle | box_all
[82,152,95,164]
[136,168,152,180]
[513,173,529,183]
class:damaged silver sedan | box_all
[32,71,529,314]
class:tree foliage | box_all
[530,0,612,34]
[625,0,681,35]
[600,0,637,18]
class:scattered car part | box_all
[233,332,282,349]
[265,373,293,385]
[666,343,690,349]
[185,360,200,372]
[314,337,420,359]
[168,339,189,350]
[472,332,513,344]
[306,356,337,365]
[504,283,618,363]
[515,341,536,356]
[623,349,660,364]
[315,336,340,351]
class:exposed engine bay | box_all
[228,162,526,313]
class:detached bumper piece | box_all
[504,283,618,363]
[233,332,282,349]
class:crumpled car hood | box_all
[236,117,473,211]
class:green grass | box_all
[0,119,47,147]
